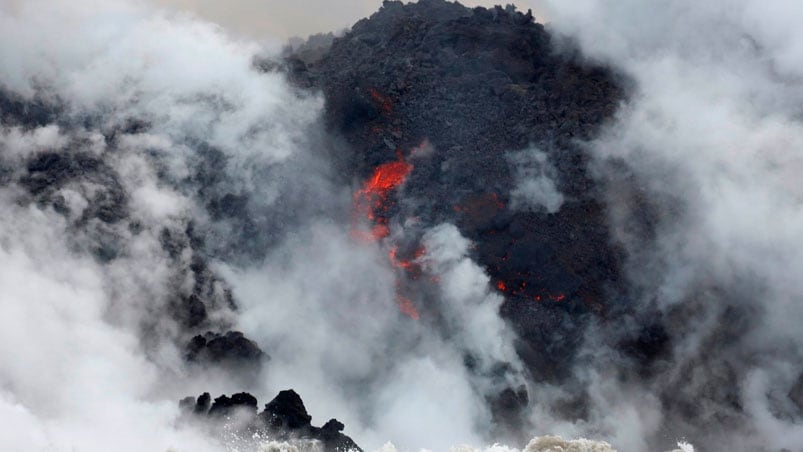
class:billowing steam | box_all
[537,0,803,450]
[3,0,801,451]
[0,0,536,451]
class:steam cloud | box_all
[507,147,564,214]
[0,0,532,451]
[2,0,801,451]
[536,0,803,450]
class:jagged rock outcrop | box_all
[185,331,266,371]
[182,389,361,452]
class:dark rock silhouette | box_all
[185,331,266,366]
[262,389,313,429]
[183,389,361,451]
[208,392,259,417]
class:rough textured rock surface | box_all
[183,389,362,452]
[281,0,628,384]
[185,331,266,371]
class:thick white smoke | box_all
[538,0,803,450]
[0,199,224,452]
[9,0,798,450]
[0,1,539,451]
[507,147,564,214]
[221,222,530,451]
[0,0,320,450]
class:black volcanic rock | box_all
[488,385,530,440]
[263,389,313,429]
[283,0,627,387]
[183,390,361,452]
[21,151,128,226]
[185,331,267,369]
[195,392,212,414]
[618,319,672,377]
[208,392,259,417]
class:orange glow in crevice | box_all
[389,245,426,320]
[494,278,566,303]
[351,151,421,319]
[389,245,426,275]
[352,152,414,242]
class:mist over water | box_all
[1,0,801,451]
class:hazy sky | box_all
[152,0,544,40]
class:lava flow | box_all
[389,245,426,320]
[351,151,421,319]
[352,152,413,241]
[495,278,566,303]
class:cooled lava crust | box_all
[282,0,627,382]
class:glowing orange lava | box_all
[495,278,567,304]
[352,153,413,241]
[351,152,421,319]
[389,245,425,274]
[549,293,567,302]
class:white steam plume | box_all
[222,222,528,451]
[0,0,321,449]
[539,0,803,450]
[0,1,539,451]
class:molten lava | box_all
[351,152,421,319]
[388,245,426,320]
[352,152,413,241]
[495,278,566,303]
[389,245,425,275]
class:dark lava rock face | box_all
[183,389,361,452]
[283,0,627,381]
[185,331,266,373]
